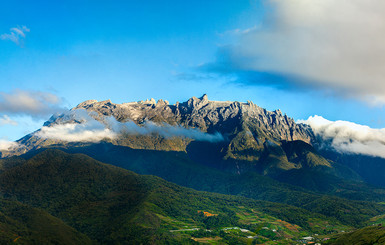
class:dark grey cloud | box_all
[205,0,385,104]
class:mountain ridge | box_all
[2,95,319,175]
[2,94,381,186]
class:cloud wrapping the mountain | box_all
[0,26,30,45]
[210,0,385,104]
[35,120,117,143]
[36,109,224,143]
[107,118,224,142]
[300,115,385,158]
[0,90,64,119]
[0,140,20,151]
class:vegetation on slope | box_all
[326,225,385,245]
[0,198,92,244]
[46,143,385,228]
[0,149,354,244]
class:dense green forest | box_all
[0,149,365,244]
[43,142,385,228]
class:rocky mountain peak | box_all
[142,98,156,105]
[184,94,210,111]
[200,94,209,102]
[156,99,169,106]
[75,100,98,109]
[274,109,282,116]
[66,95,314,143]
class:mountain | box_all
[0,149,353,244]
[4,95,317,175]
[4,95,383,195]
[1,95,385,243]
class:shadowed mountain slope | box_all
[0,199,92,244]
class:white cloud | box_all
[0,89,64,118]
[0,140,19,151]
[0,26,30,45]
[35,109,116,142]
[219,26,258,36]
[109,119,224,142]
[36,109,224,143]
[0,115,18,126]
[36,121,117,143]
[216,0,385,104]
[299,115,385,158]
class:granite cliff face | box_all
[2,95,322,175]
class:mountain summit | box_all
[66,94,313,143]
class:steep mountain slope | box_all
[319,149,385,188]
[0,149,351,244]
[0,198,92,244]
[326,225,385,245]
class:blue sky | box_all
[1,0,385,141]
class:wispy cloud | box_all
[0,89,65,119]
[36,109,224,143]
[0,26,30,46]
[206,0,385,104]
[300,115,385,158]
[0,115,18,126]
[218,26,258,37]
[172,71,216,81]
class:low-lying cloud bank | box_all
[35,110,224,143]
[112,120,224,142]
[0,140,19,151]
[300,115,385,158]
[35,120,116,143]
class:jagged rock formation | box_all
[63,94,313,143]
[1,95,321,175]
